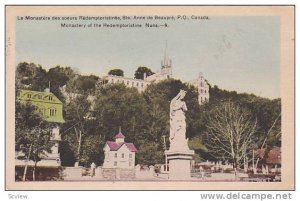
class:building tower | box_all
[161,41,172,78]
[197,72,210,105]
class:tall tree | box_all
[108,69,124,77]
[61,95,92,166]
[15,101,53,181]
[134,66,154,79]
[204,101,257,169]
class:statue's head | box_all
[179,89,187,99]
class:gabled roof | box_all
[255,147,281,165]
[19,89,63,104]
[105,141,137,152]
[125,143,137,152]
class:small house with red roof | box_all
[103,132,137,169]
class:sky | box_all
[15,16,280,99]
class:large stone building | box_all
[99,45,210,105]
[17,89,64,167]
[188,72,210,105]
[103,132,137,169]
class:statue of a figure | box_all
[169,89,189,150]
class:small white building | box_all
[103,132,137,169]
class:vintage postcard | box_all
[5,5,294,190]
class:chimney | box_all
[44,88,50,93]
[143,73,147,80]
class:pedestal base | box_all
[165,150,194,180]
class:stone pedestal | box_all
[165,150,194,180]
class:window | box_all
[38,95,42,99]
[48,96,53,101]
[39,108,44,114]
[127,81,129,85]
[49,108,56,116]
[111,79,114,83]
[27,94,32,99]
[129,154,132,158]
[141,83,143,88]
[114,161,117,166]
[122,153,125,158]
[136,82,139,87]
[114,153,117,158]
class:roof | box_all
[19,89,63,104]
[255,147,281,165]
[115,132,125,139]
[266,147,281,164]
[105,141,137,152]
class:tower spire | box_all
[164,40,168,66]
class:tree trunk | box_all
[33,161,37,181]
[33,154,37,181]
[22,144,32,181]
[74,128,82,167]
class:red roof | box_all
[106,141,137,152]
[255,147,281,165]
[266,147,281,164]
[115,132,125,139]
[125,143,138,152]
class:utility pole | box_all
[162,135,167,172]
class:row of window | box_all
[110,78,149,88]
[26,93,53,101]
[200,89,208,94]
[200,97,208,103]
[114,161,132,167]
[113,153,132,159]
[39,108,57,116]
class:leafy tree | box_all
[61,95,93,166]
[16,62,48,91]
[134,66,154,79]
[47,66,76,101]
[136,142,164,165]
[65,74,99,94]
[94,84,147,144]
[108,69,124,77]
[15,101,53,181]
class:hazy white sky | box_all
[16,16,280,99]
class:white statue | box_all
[169,89,189,151]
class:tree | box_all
[47,66,76,101]
[16,62,48,91]
[15,101,53,181]
[94,84,147,143]
[65,74,99,95]
[134,66,154,79]
[204,102,257,169]
[108,69,124,77]
[61,95,92,166]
